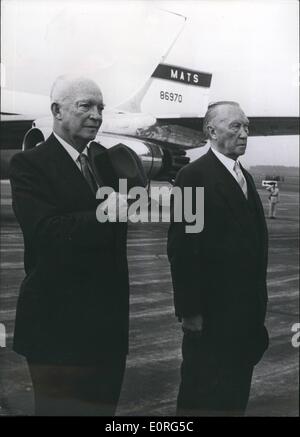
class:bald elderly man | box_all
[9,76,129,416]
[168,101,269,416]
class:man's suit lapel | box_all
[207,149,251,237]
[45,134,97,207]
[206,148,268,260]
[242,167,266,226]
[242,167,269,259]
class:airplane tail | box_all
[2,4,211,119]
[143,63,212,118]
[116,9,187,113]
[116,10,212,118]
[115,60,212,122]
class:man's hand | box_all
[182,314,203,332]
[99,192,128,222]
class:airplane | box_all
[1,4,299,182]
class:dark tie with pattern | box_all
[78,152,98,194]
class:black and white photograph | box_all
[0,0,299,418]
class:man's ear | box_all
[51,102,62,120]
[207,124,217,140]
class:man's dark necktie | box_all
[78,153,98,194]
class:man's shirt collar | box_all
[210,146,245,183]
[53,132,88,165]
[211,146,238,173]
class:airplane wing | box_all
[132,116,300,150]
[246,117,299,137]
[157,116,299,137]
[1,112,299,181]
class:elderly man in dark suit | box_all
[168,101,269,416]
[9,76,129,416]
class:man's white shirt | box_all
[211,146,248,197]
[53,132,88,171]
[211,147,239,181]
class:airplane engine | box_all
[23,127,52,150]
[22,127,189,182]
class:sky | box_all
[158,0,299,116]
[1,0,186,106]
[1,0,299,166]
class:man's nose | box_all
[89,107,102,121]
[239,126,249,138]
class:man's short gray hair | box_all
[50,75,101,104]
[203,101,240,138]
[50,75,70,104]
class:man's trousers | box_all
[176,330,254,417]
[27,355,126,416]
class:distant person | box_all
[266,182,279,219]
[9,76,130,416]
[168,101,269,416]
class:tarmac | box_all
[0,180,299,416]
